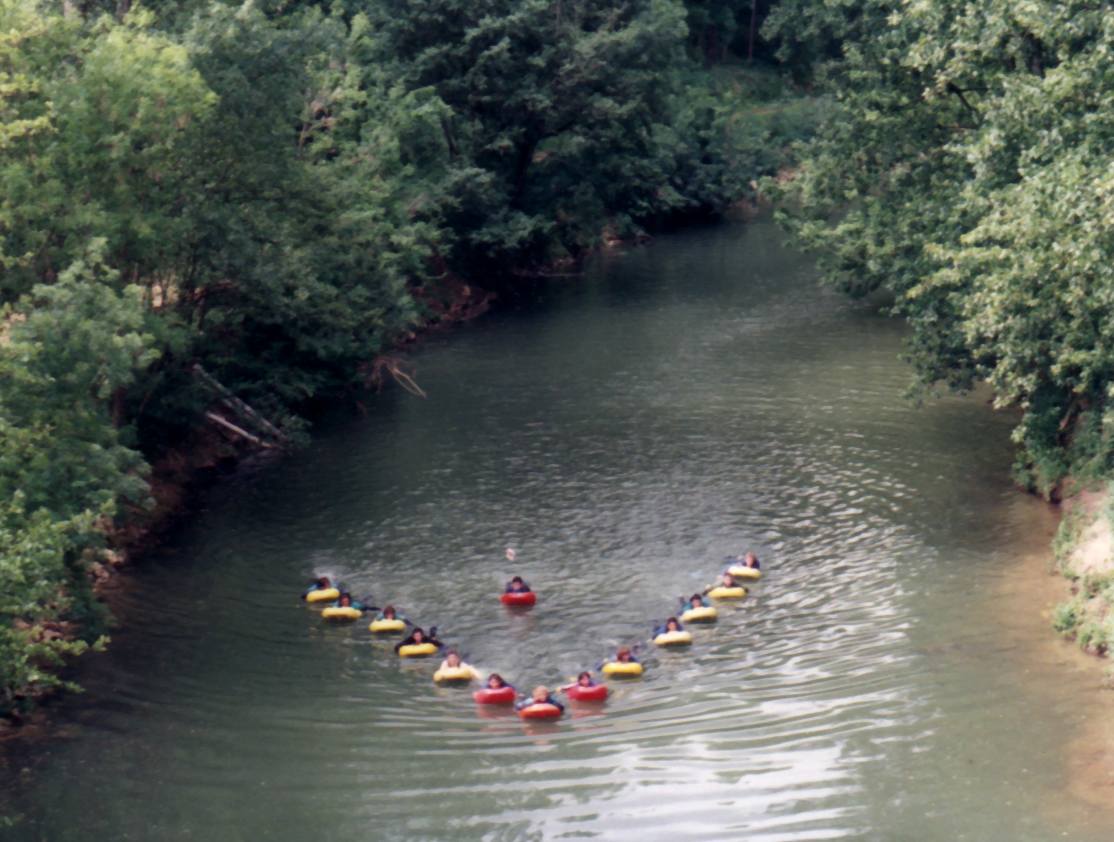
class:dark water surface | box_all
[3,218,1111,841]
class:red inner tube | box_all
[473,686,516,705]
[566,684,608,702]
[518,702,562,720]
[500,591,537,606]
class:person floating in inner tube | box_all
[598,645,642,672]
[395,626,443,653]
[302,576,332,599]
[679,592,710,611]
[704,572,738,594]
[505,575,532,594]
[332,592,373,612]
[516,685,564,712]
[485,673,514,691]
[374,604,410,624]
[724,551,761,570]
[613,645,640,664]
[561,671,598,692]
[653,616,685,637]
[438,650,481,680]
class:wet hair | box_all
[510,576,524,584]
[411,627,426,641]
[382,604,396,618]
[577,671,592,684]
[665,616,680,630]
[487,673,506,688]
[338,593,352,606]
[617,646,632,660]
[690,593,703,603]
[317,576,331,588]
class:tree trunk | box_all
[509,134,539,210]
[748,0,759,63]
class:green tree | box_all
[776,0,1114,495]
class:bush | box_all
[1052,600,1080,635]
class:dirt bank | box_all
[1051,484,1114,657]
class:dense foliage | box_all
[1,0,811,711]
[770,0,1114,498]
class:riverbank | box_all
[1050,484,1114,661]
[986,494,1114,825]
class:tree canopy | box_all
[772,0,1114,497]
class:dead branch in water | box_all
[204,411,274,448]
[361,356,427,398]
[193,364,289,446]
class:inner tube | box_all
[566,684,608,702]
[681,606,718,623]
[707,585,747,600]
[433,666,477,684]
[473,686,516,705]
[500,591,537,607]
[397,642,438,658]
[305,587,340,604]
[601,661,644,677]
[369,618,406,633]
[321,606,362,621]
[517,702,562,720]
[726,565,762,581]
[654,630,693,647]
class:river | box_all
[3,216,1113,841]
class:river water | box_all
[3,217,1113,841]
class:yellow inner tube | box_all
[681,606,718,623]
[726,565,762,581]
[654,630,693,646]
[398,642,438,658]
[707,585,747,600]
[433,666,477,683]
[601,661,644,676]
[369,618,406,633]
[305,587,340,604]
[321,606,361,621]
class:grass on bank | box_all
[1051,482,1114,659]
